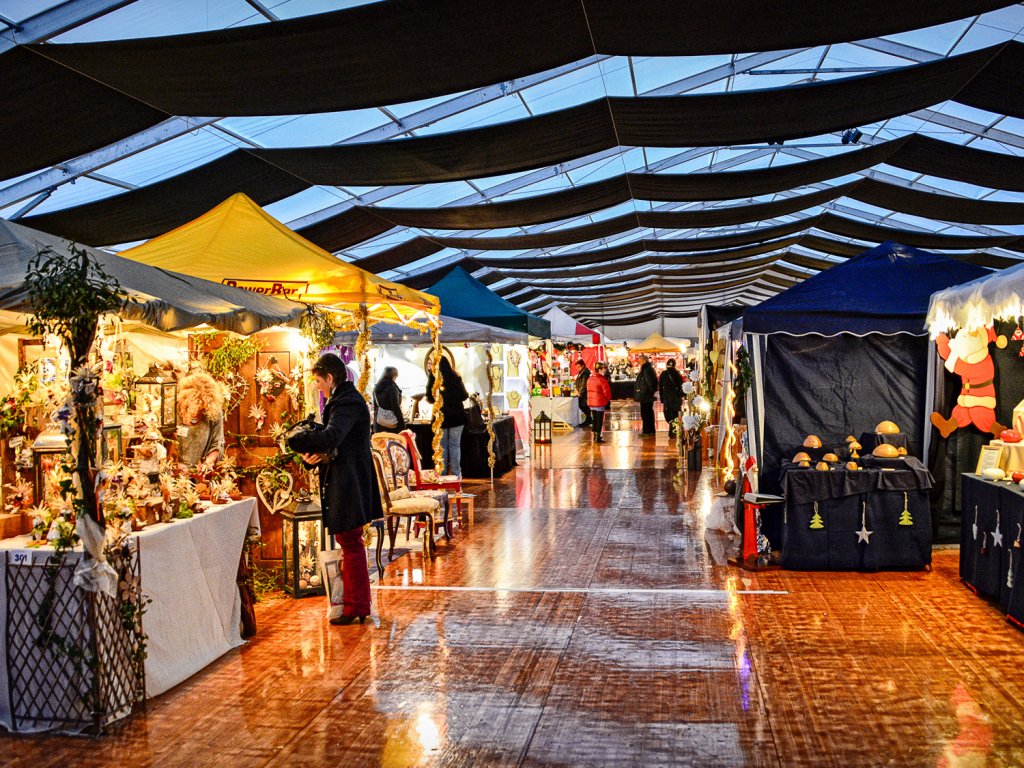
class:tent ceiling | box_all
[1,0,1023,325]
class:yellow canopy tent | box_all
[121,194,447,467]
[630,332,680,354]
[119,193,439,328]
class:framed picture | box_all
[101,423,123,464]
[977,443,1004,474]
[18,339,59,383]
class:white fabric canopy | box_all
[927,260,1024,334]
[541,306,602,344]
[333,314,526,345]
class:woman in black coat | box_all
[425,356,469,477]
[287,353,381,625]
[634,354,659,435]
[373,366,405,432]
[658,358,684,436]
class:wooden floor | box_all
[5,404,1024,766]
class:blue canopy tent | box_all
[743,241,989,498]
[424,266,551,339]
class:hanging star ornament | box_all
[856,504,873,544]
[993,527,1004,548]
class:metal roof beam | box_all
[0,0,136,52]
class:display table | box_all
[780,458,932,570]
[529,395,582,427]
[408,416,518,478]
[960,474,1024,627]
[0,498,258,732]
[610,380,634,400]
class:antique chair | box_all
[372,432,451,540]
[400,429,462,490]
[370,450,440,561]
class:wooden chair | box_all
[371,450,440,561]
[380,436,451,541]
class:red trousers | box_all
[335,528,371,617]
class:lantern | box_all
[31,431,68,506]
[533,411,552,444]
[136,365,177,431]
[280,498,332,598]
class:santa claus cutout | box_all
[930,326,1007,438]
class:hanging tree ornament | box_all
[809,501,824,530]
[856,501,873,544]
[1008,550,1016,590]
[1015,523,1022,549]
[898,492,913,526]
[992,508,1004,548]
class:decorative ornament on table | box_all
[802,435,822,449]
[931,326,1008,438]
[899,492,913,526]
[849,441,862,458]
[856,502,873,544]
[809,501,824,530]
[992,509,1003,548]
[875,420,900,434]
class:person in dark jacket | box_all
[425,355,470,477]
[634,354,658,435]
[287,353,381,626]
[658,358,684,436]
[574,359,592,428]
[372,366,405,432]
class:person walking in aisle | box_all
[574,359,592,428]
[426,356,470,477]
[659,358,684,437]
[287,353,381,626]
[587,361,612,443]
[634,354,658,435]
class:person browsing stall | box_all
[287,353,381,626]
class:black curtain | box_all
[760,334,930,503]
[3,1,1010,179]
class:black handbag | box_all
[283,414,337,460]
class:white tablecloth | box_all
[0,498,258,730]
[530,395,583,427]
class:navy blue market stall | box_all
[743,241,989,499]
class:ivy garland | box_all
[733,346,754,403]
[299,304,338,353]
[193,332,264,379]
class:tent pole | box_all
[485,346,497,485]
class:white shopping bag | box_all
[318,548,345,621]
